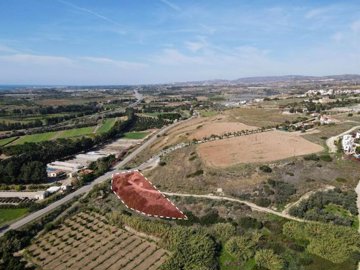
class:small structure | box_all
[319,115,333,125]
[47,161,84,178]
[47,169,66,178]
[46,186,61,195]
[342,134,354,154]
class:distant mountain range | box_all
[172,74,360,86]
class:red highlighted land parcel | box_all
[111,171,186,220]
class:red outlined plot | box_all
[111,171,187,220]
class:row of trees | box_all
[8,103,101,116]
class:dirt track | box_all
[163,192,309,223]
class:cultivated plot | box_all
[26,211,168,270]
[197,130,323,167]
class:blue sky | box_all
[0,0,359,84]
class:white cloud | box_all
[151,49,204,65]
[81,57,147,69]
[0,44,19,54]
[305,7,329,19]
[331,32,344,42]
[57,0,126,33]
[351,20,360,33]
[0,53,74,65]
[159,0,181,11]
[185,37,208,53]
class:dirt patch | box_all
[189,122,258,140]
[197,130,323,167]
[112,171,186,219]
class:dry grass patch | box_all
[197,130,323,167]
[226,107,298,127]
[189,121,257,140]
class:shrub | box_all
[303,154,319,161]
[256,198,272,207]
[255,249,284,270]
[320,154,332,162]
[260,165,272,173]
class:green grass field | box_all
[97,118,117,134]
[0,137,18,146]
[4,120,119,146]
[59,126,95,138]
[8,126,97,145]
[0,208,28,226]
[12,131,59,145]
[200,110,217,117]
[123,132,149,139]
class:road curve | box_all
[326,125,360,153]
[163,192,308,223]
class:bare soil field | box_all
[189,121,257,140]
[150,116,217,152]
[197,130,323,167]
[226,107,298,127]
[112,171,186,219]
[26,211,168,270]
[144,145,267,195]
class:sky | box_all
[0,0,359,85]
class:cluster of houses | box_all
[304,88,360,97]
[342,131,360,158]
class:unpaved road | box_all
[282,185,335,215]
[163,192,309,223]
[326,125,360,153]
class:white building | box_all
[342,135,354,154]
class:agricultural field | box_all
[189,121,257,140]
[123,132,149,140]
[0,136,18,146]
[97,118,117,134]
[0,207,28,226]
[5,119,117,145]
[26,211,168,270]
[197,130,323,167]
[226,107,298,127]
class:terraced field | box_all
[26,211,168,270]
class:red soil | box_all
[111,171,186,219]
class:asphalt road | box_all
[0,114,194,237]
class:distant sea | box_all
[0,85,60,91]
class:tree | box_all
[255,249,284,270]
[208,223,236,243]
[283,221,360,264]
[225,232,262,262]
